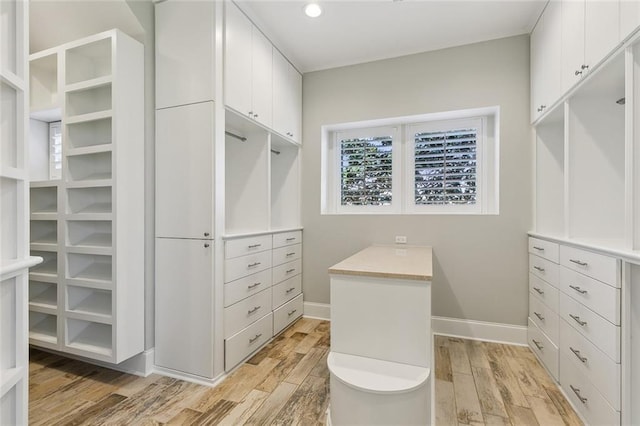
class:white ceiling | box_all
[237,0,546,73]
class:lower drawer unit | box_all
[224,251,272,283]
[559,245,619,288]
[528,318,558,380]
[273,259,302,284]
[274,293,303,336]
[272,274,302,309]
[529,254,559,286]
[560,352,620,425]
[273,243,301,266]
[529,273,559,312]
[529,296,559,343]
[224,288,272,338]
[559,266,620,325]
[224,269,272,308]
[225,312,273,371]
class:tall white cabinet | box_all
[27,30,145,364]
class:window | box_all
[321,107,498,214]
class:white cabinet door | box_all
[562,0,586,93]
[530,11,545,122]
[272,48,290,138]
[225,2,252,117]
[156,102,214,239]
[251,27,273,128]
[585,0,620,70]
[155,0,215,109]
[155,238,214,378]
[544,0,563,108]
[290,63,302,144]
[620,0,640,41]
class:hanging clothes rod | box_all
[271,149,281,155]
[225,131,247,142]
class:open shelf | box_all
[66,151,111,182]
[65,83,112,117]
[66,319,111,355]
[65,116,112,149]
[271,138,300,230]
[67,186,111,214]
[67,220,112,248]
[29,281,57,309]
[1,81,18,170]
[30,251,57,276]
[29,311,57,343]
[1,178,18,260]
[67,253,112,283]
[65,38,112,85]
[30,185,57,214]
[30,220,57,246]
[30,53,58,112]
[67,286,111,317]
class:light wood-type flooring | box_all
[28,318,582,425]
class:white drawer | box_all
[225,312,273,371]
[224,288,272,338]
[273,293,303,336]
[529,254,559,287]
[272,274,302,309]
[225,235,272,259]
[559,292,620,362]
[224,269,273,308]
[560,267,620,325]
[560,353,620,426]
[528,318,558,380]
[273,259,302,285]
[528,237,559,263]
[273,243,301,266]
[273,230,302,248]
[560,245,619,288]
[529,273,559,313]
[224,250,272,283]
[560,319,620,410]
[529,297,559,344]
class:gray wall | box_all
[301,35,532,326]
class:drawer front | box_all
[224,288,272,338]
[560,245,619,288]
[273,293,303,336]
[529,273,559,313]
[273,259,302,285]
[224,269,273,308]
[560,319,620,410]
[529,254,559,287]
[272,274,302,309]
[225,235,272,259]
[528,237,559,263]
[560,267,620,325]
[273,230,302,248]
[529,297,559,344]
[225,312,273,371]
[560,353,620,426]
[528,318,558,380]
[273,243,302,266]
[559,292,620,362]
[224,250,272,283]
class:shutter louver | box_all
[340,135,393,206]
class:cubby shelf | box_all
[29,312,58,343]
[29,281,57,309]
[65,319,112,356]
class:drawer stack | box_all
[224,230,303,370]
[528,237,560,379]
[557,246,620,425]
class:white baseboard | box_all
[303,301,330,320]
[152,365,227,388]
[34,348,155,377]
[432,316,527,346]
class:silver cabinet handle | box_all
[569,259,588,266]
[533,246,545,251]
[254,113,259,118]
[286,287,296,294]
[534,312,545,321]
[204,232,210,237]
[581,64,589,70]
[569,314,587,326]
[248,306,261,314]
[286,237,296,241]
[247,282,261,289]
[532,339,543,350]
[533,287,544,295]
[533,266,545,272]
[575,69,583,76]
[288,309,297,316]
[286,269,296,274]
[286,252,296,257]
[204,243,210,248]
[570,347,587,363]
[248,244,261,249]
[537,105,546,112]
[569,285,587,294]
[248,111,253,116]
[249,333,262,343]
[248,262,261,268]
[570,385,588,404]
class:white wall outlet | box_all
[395,235,407,244]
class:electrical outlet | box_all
[395,235,407,244]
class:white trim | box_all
[152,365,227,388]
[432,316,527,346]
[304,301,331,320]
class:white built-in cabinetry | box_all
[26,30,145,363]
[530,9,640,425]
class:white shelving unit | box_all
[27,29,144,364]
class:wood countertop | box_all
[328,245,433,281]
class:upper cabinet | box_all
[621,0,640,42]
[273,49,302,144]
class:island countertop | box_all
[328,245,433,281]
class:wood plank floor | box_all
[28,318,582,425]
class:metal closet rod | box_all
[225,130,281,154]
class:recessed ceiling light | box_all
[304,3,322,18]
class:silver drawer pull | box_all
[286,237,296,241]
[286,268,296,274]
[532,339,544,350]
[248,306,261,314]
[247,282,261,289]
[570,385,588,404]
[569,259,588,267]
[534,311,545,321]
[570,347,587,363]
[248,244,262,249]
[287,309,297,316]
[533,246,545,251]
[248,262,261,268]
[286,287,296,294]
[569,285,587,294]
[533,287,544,295]
[286,252,296,257]
[249,333,262,343]
[533,266,545,272]
[569,314,587,326]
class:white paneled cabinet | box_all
[621,0,640,41]
[273,49,302,143]
[531,0,562,121]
